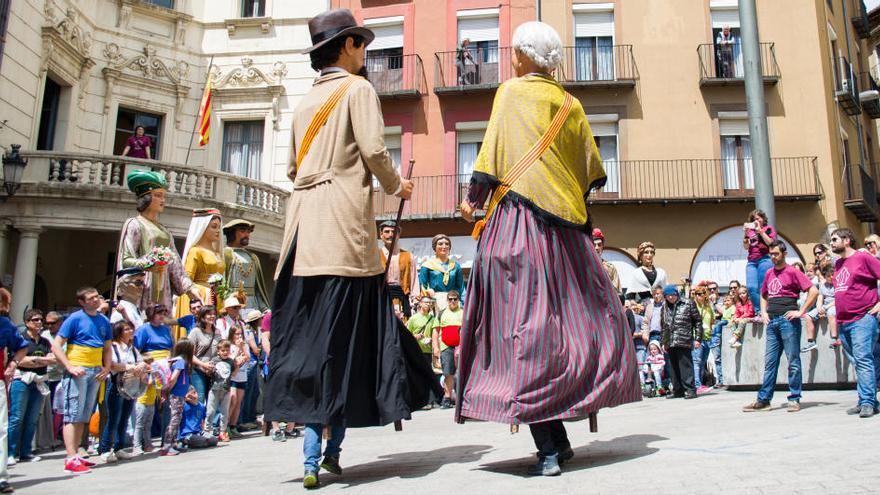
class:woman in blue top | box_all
[418,234,465,311]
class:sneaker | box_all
[713,383,727,389]
[800,341,818,353]
[787,401,800,413]
[78,457,96,467]
[115,449,135,460]
[859,405,877,418]
[86,445,98,456]
[684,391,698,399]
[100,451,118,464]
[847,405,862,415]
[19,455,41,463]
[76,447,89,459]
[130,447,144,456]
[218,432,230,443]
[728,337,739,347]
[5,458,15,467]
[0,481,13,493]
[320,456,342,475]
[422,403,433,410]
[830,339,843,348]
[441,398,453,409]
[731,340,743,348]
[160,448,180,456]
[303,470,319,489]
[286,428,301,439]
[527,454,561,476]
[228,427,243,439]
[742,400,771,412]
[696,385,711,394]
[63,457,91,474]
[272,430,286,442]
[142,444,154,453]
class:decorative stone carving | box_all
[41,4,96,109]
[175,18,187,44]
[225,16,273,36]
[102,44,191,127]
[118,5,132,28]
[212,58,286,130]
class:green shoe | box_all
[320,456,342,475]
[228,426,243,439]
[303,470,319,489]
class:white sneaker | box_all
[115,449,135,460]
[130,447,144,457]
[730,339,742,348]
[77,447,90,458]
[21,455,41,462]
[100,451,118,464]
[6,457,16,467]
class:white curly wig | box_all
[512,21,563,70]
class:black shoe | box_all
[684,391,697,400]
[320,455,342,475]
[558,446,574,465]
[303,470,319,489]
[272,430,286,442]
[441,398,453,409]
[0,481,12,493]
[285,428,302,438]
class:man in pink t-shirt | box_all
[743,241,817,413]
[830,228,880,418]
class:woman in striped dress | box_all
[457,21,641,477]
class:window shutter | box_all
[458,17,499,43]
[711,9,741,29]
[574,12,614,38]
[719,119,749,136]
[369,24,404,50]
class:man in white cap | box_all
[217,296,244,340]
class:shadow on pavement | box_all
[9,474,74,490]
[475,434,666,477]
[796,401,838,411]
[285,444,494,487]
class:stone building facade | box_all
[0,0,328,321]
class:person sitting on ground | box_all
[179,386,218,449]
[801,263,840,353]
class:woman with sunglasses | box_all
[8,309,56,465]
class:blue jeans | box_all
[838,315,880,408]
[746,256,773,311]
[191,370,209,404]
[7,381,44,459]
[757,316,802,403]
[60,366,102,423]
[98,382,135,454]
[240,365,260,424]
[303,424,346,472]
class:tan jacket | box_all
[276,71,401,279]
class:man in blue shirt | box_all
[50,287,112,475]
[0,288,29,492]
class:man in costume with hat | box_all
[378,220,418,318]
[110,267,147,329]
[116,171,202,311]
[264,8,440,489]
[592,228,621,293]
[223,219,270,313]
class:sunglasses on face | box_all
[708,287,718,292]
[45,320,58,325]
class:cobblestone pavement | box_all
[10,389,879,494]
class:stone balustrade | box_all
[20,150,287,216]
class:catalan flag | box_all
[197,77,212,146]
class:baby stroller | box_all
[641,341,666,398]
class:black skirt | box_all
[264,236,441,428]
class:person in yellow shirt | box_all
[432,290,463,409]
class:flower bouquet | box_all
[141,246,175,302]
[207,273,230,306]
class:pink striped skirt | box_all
[455,200,641,425]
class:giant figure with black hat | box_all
[378,220,418,318]
[116,171,202,311]
[264,8,440,489]
[223,219,270,313]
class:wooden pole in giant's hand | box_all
[388,158,415,433]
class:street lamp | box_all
[1,144,28,198]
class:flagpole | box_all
[185,55,214,166]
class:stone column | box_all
[0,223,9,279]
[11,227,42,324]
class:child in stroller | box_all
[642,341,666,397]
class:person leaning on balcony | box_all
[626,241,668,305]
[120,125,152,160]
[715,24,738,78]
[456,38,478,85]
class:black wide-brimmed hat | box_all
[298,8,374,54]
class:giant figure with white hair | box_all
[456,22,641,476]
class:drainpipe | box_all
[536,0,541,21]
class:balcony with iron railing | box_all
[851,0,870,39]
[557,45,638,89]
[859,71,880,118]
[697,42,780,87]
[434,46,514,95]
[844,163,880,222]
[366,53,426,100]
[836,57,861,116]
[371,157,820,220]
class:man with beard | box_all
[378,220,418,318]
[266,8,440,489]
[223,219,270,314]
[829,228,880,418]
